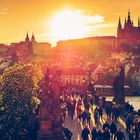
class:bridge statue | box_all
[113,66,125,104]
[37,69,66,140]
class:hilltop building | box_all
[56,11,140,54]
[9,33,51,62]
[117,11,140,39]
[117,11,140,46]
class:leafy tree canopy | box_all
[0,63,43,140]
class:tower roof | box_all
[31,33,35,40]
[25,31,30,42]
[31,33,36,43]
[124,17,126,27]
[127,10,131,23]
[118,17,122,29]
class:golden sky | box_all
[0,0,140,46]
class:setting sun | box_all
[48,9,105,44]
[49,9,87,40]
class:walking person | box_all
[77,107,83,123]
[105,104,112,118]
[114,128,125,140]
[102,127,110,140]
[81,125,90,140]
[133,124,139,140]
[129,130,135,140]
[103,121,110,131]
[110,121,117,138]
[98,107,103,120]
[94,107,99,126]
[91,127,98,140]
[87,110,91,127]
[62,126,73,140]
[81,110,88,125]
[97,128,103,140]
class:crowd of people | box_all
[59,87,140,140]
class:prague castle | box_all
[117,11,140,39]
[56,11,140,54]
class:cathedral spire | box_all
[138,17,140,27]
[127,10,131,24]
[31,33,35,40]
[31,33,36,44]
[124,17,126,27]
[117,17,122,37]
[118,17,122,29]
[25,31,30,43]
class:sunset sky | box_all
[0,0,140,46]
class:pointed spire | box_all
[124,17,126,27]
[127,9,131,23]
[31,33,35,40]
[117,17,122,37]
[138,17,140,27]
[118,17,122,29]
[25,31,30,43]
[31,32,36,43]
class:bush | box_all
[0,63,43,140]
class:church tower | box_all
[127,10,132,24]
[25,31,30,43]
[117,17,122,38]
[124,17,126,28]
[27,41,35,56]
[31,33,36,43]
[138,17,140,27]
[117,11,140,40]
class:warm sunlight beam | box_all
[49,9,104,42]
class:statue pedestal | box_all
[37,120,66,140]
[113,66,125,105]
[37,99,66,140]
[113,91,125,105]
[37,130,66,140]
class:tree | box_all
[0,63,43,140]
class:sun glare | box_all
[49,10,87,41]
[49,9,104,43]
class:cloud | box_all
[91,23,116,29]
[75,10,104,25]
[0,8,8,15]
[83,15,104,24]
[82,12,116,32]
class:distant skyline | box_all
[0,0,140,46]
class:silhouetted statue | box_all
[38,69,66,140]
[88,82,95,96]
[113,66,125,104]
